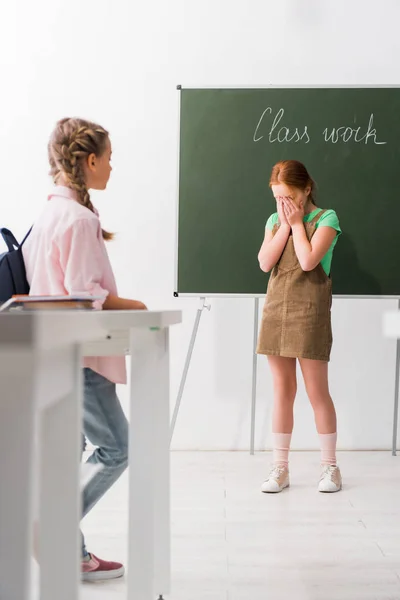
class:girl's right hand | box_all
[277,198,290,227]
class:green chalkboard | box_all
[176,87,400,297]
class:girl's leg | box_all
[82,368,129,523]
[261,357,296,494]
[269,356,297,465]
[80,368,129,576]
[299,358,341,492]
[299,358,337,461]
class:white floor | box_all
[32,451,400,599]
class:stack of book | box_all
[0,295,102,312]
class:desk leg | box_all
[39,346,82,600]
[0,350,35,600]
[128,328,170,600]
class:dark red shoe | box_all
[81,553,125,581]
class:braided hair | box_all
[48,117,113,240]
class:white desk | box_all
[0,309,182,600]
[0,311,105,600]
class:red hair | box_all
[269,160,316,204]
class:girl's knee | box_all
[274,379,297,401]
[113,421,129,466]
[101,437,129,468]
[307,387,332,409]
[115,439,129,467]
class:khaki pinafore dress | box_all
[257,209,333,362]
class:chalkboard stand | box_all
[170,295,400,455]
[170,297,211,440]
[170,296,262,455]
[250,298,260,455]
[393,298,400,455]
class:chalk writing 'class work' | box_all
[253,107,387,145]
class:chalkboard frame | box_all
[174,85,400,299]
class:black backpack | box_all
[0,227,32,302]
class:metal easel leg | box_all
[392,299,400,456]
[250,298,260,455]
[170,297,210,442]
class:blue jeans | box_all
[81,368,129,557]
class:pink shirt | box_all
[23,186,127,384]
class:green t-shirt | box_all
[266,208,341,275]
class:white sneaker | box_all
[261,465,290,493]
[319,465,342,493]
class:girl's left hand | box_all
[283,198,304,226]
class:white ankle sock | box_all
[272,433,292,467]
[319,432,337,466]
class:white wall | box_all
[1,0,399,450]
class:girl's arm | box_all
[258,224,291,273]
[60,220,147,310]
[283,197,337,271]
[291,224,336,271]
